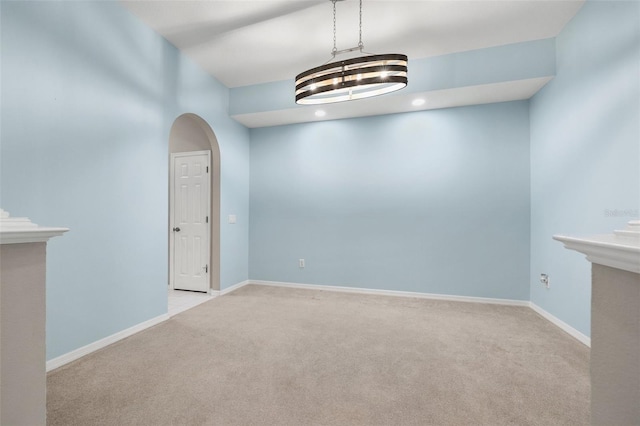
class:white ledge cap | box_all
[553,220,640,274]
[0,208,69,244]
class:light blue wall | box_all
[529,1,640,336]
[3,0,633,361]
[250,102,531,300]
[0,1,250,360]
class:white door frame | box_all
[169,150,211,291]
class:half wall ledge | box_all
[0,208,68,425]
[554,219,640,426]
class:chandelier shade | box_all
[295,54,408,105]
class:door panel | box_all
[172,152,210,292]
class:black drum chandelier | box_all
[295,0,408,105]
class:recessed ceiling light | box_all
[412,98,426,107]
[315,110,326,117]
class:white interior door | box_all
[171,151,210,292]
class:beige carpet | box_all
[47,285,590,425]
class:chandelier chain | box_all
[332,0,337,56]
[358,0,363,50]
[328,0,369,59]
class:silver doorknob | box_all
[173,227,181,232]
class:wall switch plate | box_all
[228,214,236,224]
[540,273,550,288]
[299,259,305,268]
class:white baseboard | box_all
[529,302,591,347]
[46,313,169,372]
[46,280,589,372]
[220,280,250,296]
[249,280,530,307]
[250,280,590,346]
[47,281,250,371]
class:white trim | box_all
[554,220,640,275]
[46,313,169,372]
[249,280,530,306]
[47,281,249,371]
[554,234,640,274]
[529,302,591,347]
[0,208,68,244]
[46,281,590,372]
[250,280,591,346]
[220,280,250,296]
[0,228,69,244]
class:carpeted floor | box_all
[47,285,590,425]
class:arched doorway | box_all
[168,113,221,293]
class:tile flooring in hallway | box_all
[168,288,214,317]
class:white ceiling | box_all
[120,0,585,126]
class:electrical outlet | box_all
[299,259,305,268]
[540,273,550,289]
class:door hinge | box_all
[206,216,209,223]
[206,166,209,173]
[205,265,208,273]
